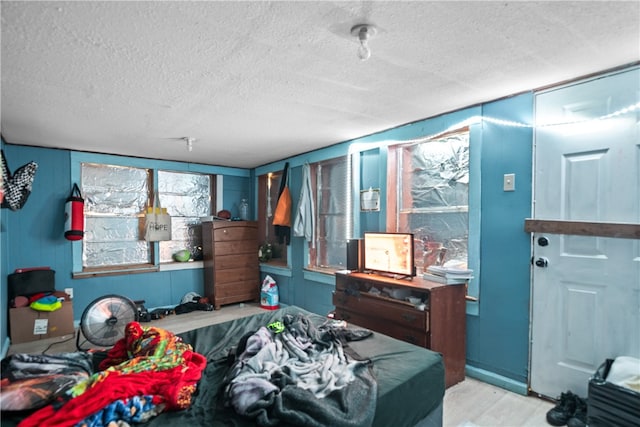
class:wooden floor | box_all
[7,302,554,426]
[444,377,553,427]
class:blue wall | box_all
[258,94,534,390]
[1,92,535,392]
[0,145,251,355]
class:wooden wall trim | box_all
[524,219,640,239]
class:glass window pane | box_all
[396,132,469,272]
[401,132,469,210]
[315,157,348,269]
[81,163,151,268]
[158,170,212,262]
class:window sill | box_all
[72,261,204,278]
[159,260,204,272]
[260,262,292,277]
[73,265,159,279]
[303,267,337,285]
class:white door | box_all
[530,67,640,399]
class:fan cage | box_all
[79,294,138,348]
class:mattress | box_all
[2,305,445,427]
[160,305,445,426]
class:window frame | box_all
[79,162,155,275]
[70,152,232,278]
[308,155,350,272]
[157,169,216,264]
[257,171,289,267]
[387,128,470,271]
[385,126,481,313]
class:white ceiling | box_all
[1,1,639,169]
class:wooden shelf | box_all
[524,219,640,239]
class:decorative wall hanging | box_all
[360,187,380,212]
[1,149,38,211]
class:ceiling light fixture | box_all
[184,137,195,152]
[351,24,377,61]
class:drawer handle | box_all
[401,313,417,322]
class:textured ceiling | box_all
[1,1,639,168]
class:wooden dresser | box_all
[202,221,259,310]
[333,271,466,387]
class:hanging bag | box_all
[64,183,85,240]
[145,192,171,241]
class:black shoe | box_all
[546,391,578,426]
[567,397,588,427]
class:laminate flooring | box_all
[443,376,554,427]
[6,302,555,427]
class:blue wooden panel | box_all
[221,175,252,218]
[476,92,534,384]
[0,146,252,329]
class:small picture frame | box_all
[360,188,380,212]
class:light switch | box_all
[503,173,515,192]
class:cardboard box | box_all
[9,301,74,344]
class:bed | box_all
[1,305,445,427]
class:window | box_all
[81,163,152,270]
[256,157,349,271]
[310,156,349,270]
[388,130,470,273]
[80,163,214,274]
[257,171,288,265]
[158,171,214,263]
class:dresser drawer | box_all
[214,226,257,242]
[213,281,259,308]
[214,240,257,255]
[333,308,429,347]
[214,280,259,299]
[215,267,259,284]
[333,290,428,332]
[214,254,258,270]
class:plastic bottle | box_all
[239,198,249,220]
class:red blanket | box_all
[19,322,206,427]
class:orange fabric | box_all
[273,186,292,226]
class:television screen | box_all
[363,232,415,277]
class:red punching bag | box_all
[64,183,84,241]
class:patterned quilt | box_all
[17,322,206,427]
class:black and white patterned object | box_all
[1,149,38,211]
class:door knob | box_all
[535,257,549,268]
[537,236,549,247]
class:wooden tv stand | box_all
[333,271,466,388]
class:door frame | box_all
[527,65,640,396]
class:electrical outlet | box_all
[64,287,74,299]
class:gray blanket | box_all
[223,313,377,427]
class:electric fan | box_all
[76,294,138,350]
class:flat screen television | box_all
[363,232,415,278]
